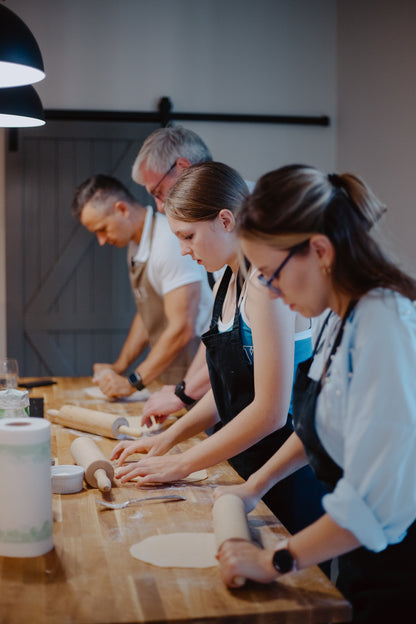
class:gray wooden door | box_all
[5,120,158,376]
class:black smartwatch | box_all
[174,380,196,406]
[128,371,145,391]
[272,539,297,574]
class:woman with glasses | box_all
[111,161,326,536]
[214,164,416,623]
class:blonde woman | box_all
[111,162,326,536]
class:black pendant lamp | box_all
[0,4,45,87]
[0,84,45,127]
[0,4,46,127]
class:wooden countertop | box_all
[0,377,351,623]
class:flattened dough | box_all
[114,467,208,483]
[130,532,217,568]
[84,386,151,402]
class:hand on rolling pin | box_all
[115,453,191,486]
[217,539,279,588]
[140,385,182,428]
[95,369,135,399]
[213,482,261,514]
[111,430,174,465]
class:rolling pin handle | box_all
[233,575,246,587]
[94,468,112,492]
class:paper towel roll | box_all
[0,418,54,557]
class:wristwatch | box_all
[128,371,145,391]
[174,380,196,406]
[272,539,297,574]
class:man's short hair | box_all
[72,174,136,219]
[132,125,212,184]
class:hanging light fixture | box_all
[0,85,45,127]
[0,4,45,88]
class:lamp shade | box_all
[0,5,45,87]
[0,85,45,127]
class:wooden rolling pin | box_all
[212,494,252,587]
[46,405,145,439]
[71,437,114,492]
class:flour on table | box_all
[84,386,151,402]
[130,532,217,568]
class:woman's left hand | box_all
[217,539,278,587]
[115,453,191,485]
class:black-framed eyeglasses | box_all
[149,161,176,200]
[257,241,309,295]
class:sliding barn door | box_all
[5,120,158,376]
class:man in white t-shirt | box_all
[71,174,212,399]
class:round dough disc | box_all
[130,532,217,568]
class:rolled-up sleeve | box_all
[317,292,416,551]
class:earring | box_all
[322,265,332,276]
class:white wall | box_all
[337,0,416,275]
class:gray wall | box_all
[0,0,338,356]
[2,0,416,354]
[337,0,416,274]
[2,0,337,178]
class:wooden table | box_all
[0,377,351,623]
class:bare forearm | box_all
[161,389,220,448]
[141,344,210,421]
[114,313,149,373]
[289,514,361,570]
[183,343,211,400]
[218,514,361,588]
[180,398,289,474]
[138,281,202,385]
[246,432,309,499]
[137,322,195,385]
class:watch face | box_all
[129,372,138,385]
[128,372,144,389]
[272,548,294,574]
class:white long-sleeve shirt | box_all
[309,289,416,552]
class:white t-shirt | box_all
[130,206,213,336]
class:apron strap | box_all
[321,299,357,379]
[210,266,233,329]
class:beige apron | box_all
[128,211,200,385]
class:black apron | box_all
[292,304,416,623]
[201,266,326,535]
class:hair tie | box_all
[328,173,342,188]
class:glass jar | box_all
[0,388,30,419]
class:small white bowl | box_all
[51,465,85,494]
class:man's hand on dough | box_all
[96,369,134,398]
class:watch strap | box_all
[128,371,145,391]
[174,380,195,406]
